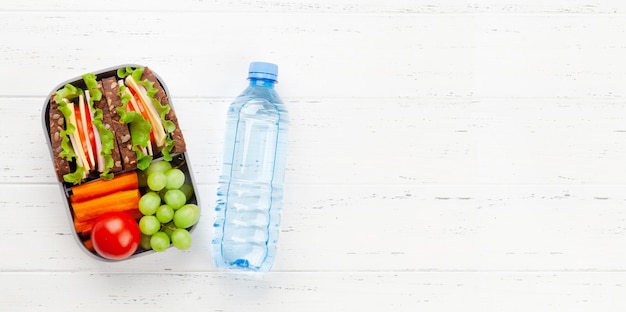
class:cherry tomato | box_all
[91,211,140,260]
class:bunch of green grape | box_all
[137,160,200,251]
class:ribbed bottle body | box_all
[212,78,288,272]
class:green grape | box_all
[139,215,161,235]
[164,189,186,209]
[162,222,177,238]
[158,188,167,201]
[173,204,200,229]
[179,182,194,201]
[156,204,174,223]
[150,231,170,252]
[146,160,172,176]
[140,233,152,250]
[171,228,192,250]
[165,168,185,190]
[138,192,161,215]
[147,171,167,191]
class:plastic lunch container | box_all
[42,64,199,261]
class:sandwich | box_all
[48,66,186,185]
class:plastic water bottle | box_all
[212,62,288,272]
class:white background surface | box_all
[2,0,626,310]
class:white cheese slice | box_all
[78,95,96,169]
[64,99,91,172]
[85,90,104,172]
[125,76,167,147]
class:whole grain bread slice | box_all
[48,96,71,182]
[141,67,187,154]
[93,80,123,173]
[101,77,137,171]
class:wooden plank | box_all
[2,0,626,14]
[4,184,626,272]
[1,271,624,311]
[0,12,468,98]
[15,97,626,185]
[2,13,626,99]
[0,13,462,98]
[0,0,451,13]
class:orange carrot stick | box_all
[70,171,139,203]
[74,208,142,235]
[84,239,93,251]
[74,218,93,235]
[72,189,141,222]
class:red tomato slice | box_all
[83,103,97,162]
[74,105,92,168]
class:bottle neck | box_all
[249,78,276,88]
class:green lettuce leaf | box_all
[131,67,145,82]
[117,66,135,78]
[54,83,82,104]
[150,97,175,161]
[83,73,102,101]
[117,105,153,171]
[57,98,77,161]
[139,79,158,98]
[54,84,88,184]
[118,85,132,106]
[91,107,115,180]
[63,166,87,185]
[117,66,146,81]
[82,73,114,180]
[117,66,178,162]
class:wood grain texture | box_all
[3,12,626,99]
[3,1,626,13]
[3,184,626,273]
[3,0,626,310]
[2,272,625,311]
[8,97,626,185]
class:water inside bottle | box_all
[219,98,281,269]
[213,62,288,272]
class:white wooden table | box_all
[3,1,626,310]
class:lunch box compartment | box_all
[42,64,199,261]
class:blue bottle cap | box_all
[248,62,278,80]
